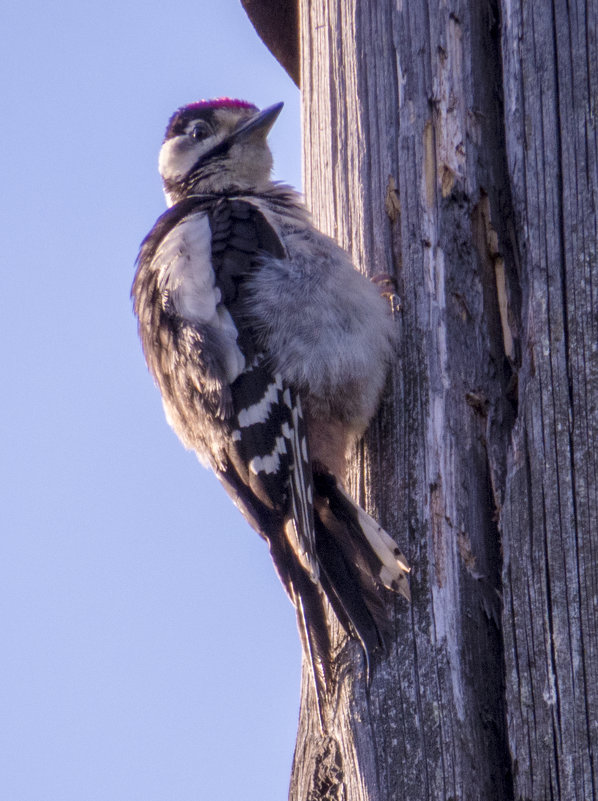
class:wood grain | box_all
[240,0,598,797]
[293,1,516,799]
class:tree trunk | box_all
[283,1,598,800]
[499,2,598,799]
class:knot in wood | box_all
[307,736,345,801]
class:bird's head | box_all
[158,98,283,204]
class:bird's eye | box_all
[190,122,210,141]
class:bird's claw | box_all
[372,273,401,316]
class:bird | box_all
[132,98,410,717]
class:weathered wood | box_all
[291,1,517,799]
[240,0,598,798]
[500,2,598,799]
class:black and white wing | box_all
[133,196,410,713]
[132,194,322,603]
[133,196,332,707]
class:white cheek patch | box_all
[158,137,200,183]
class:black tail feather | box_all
[289,566,332,727]
[314,505,385,659]
[218,457,409,722]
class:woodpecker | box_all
[132,98,409,712]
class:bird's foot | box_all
[372,273,401,316]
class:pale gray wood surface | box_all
[500,1,598,799]
[292,1,515,798]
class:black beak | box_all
[231,102,284,142]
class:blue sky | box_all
[1,2,303,799]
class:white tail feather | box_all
[336,485,411,600]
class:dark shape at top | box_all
[241,0,300,87]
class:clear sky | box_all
[1,2,303,799]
